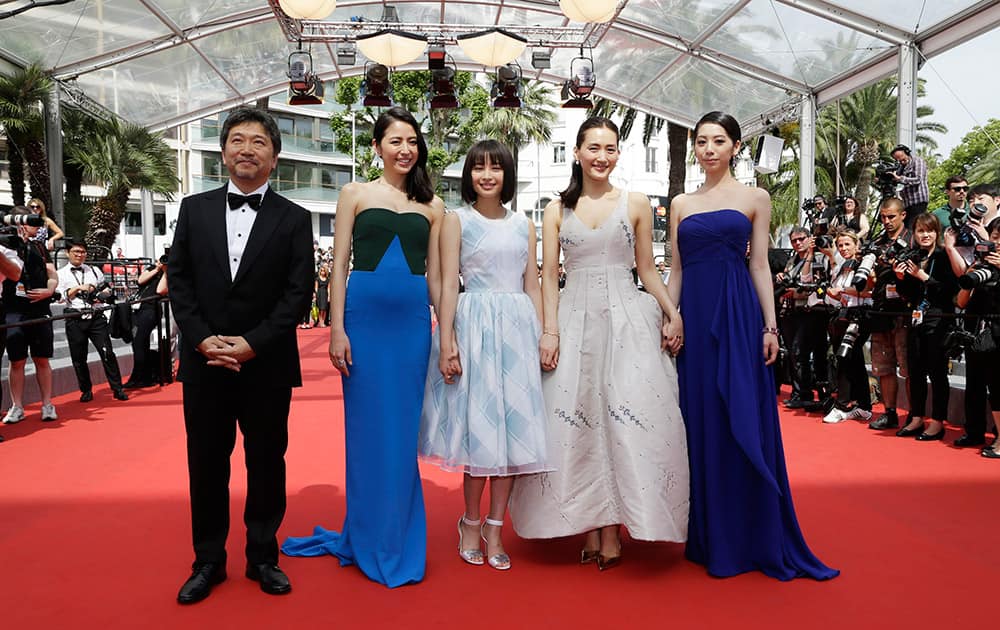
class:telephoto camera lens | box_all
[958,264,1000,290]
[836,322,861,359]
[851,253,877,291]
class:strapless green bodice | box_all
[352,208,430,274]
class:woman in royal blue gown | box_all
[667,111,838,581]
[282,107,445,587]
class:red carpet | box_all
[2,328,996,629]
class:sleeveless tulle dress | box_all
[676,208,838,580]
[282,208,431,588]
[419,207,550,476]
[508,190,689,542]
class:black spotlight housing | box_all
[561,50,596,109]
[361,62,392,107]
[287,49,325,105]
[490,63,523,108]
[428,64,459,109]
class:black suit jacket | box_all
[167,185,314,389]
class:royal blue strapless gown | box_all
[677,209,838,581]
[282,209,430,588]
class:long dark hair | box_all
[373,107,434,203]
[559,117,619,210]
[693,111,742,169]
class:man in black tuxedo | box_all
[168,107,313,604]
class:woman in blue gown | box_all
[282,107,445,587]
[667,111,838,581]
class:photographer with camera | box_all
[829,196,870,242]
[124,251,168,389]
[863,198,913,431]
[953,216,1000,454]
[821,229,874,423]
[932,176,969,230]
[776,226,831,408]
[892,213,959,441]
[1,206,59,425]
[890,145,929,229]
[56,239,128,402]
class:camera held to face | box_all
[873,160,899,197]
[950,202,989,247]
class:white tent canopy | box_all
[1,0,997,134]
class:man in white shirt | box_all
[55,239,128,403]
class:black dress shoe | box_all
[916,430,945,441]
[79,391,93,403]
[982,448,1000,459]
[954,434,986,448]
[896,425,924,437]
[177,563,226,604]
[246,563,291,595]
[868,413,899,430]
[113,390,129,401]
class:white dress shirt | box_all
[57,262,105,309]
[226,181,268,279]
[0,243,24,283]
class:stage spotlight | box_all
[336,42,356,66]
[428,42,447,70]
[561,51,596,109]
[361,62,392,107]
[287,50,325,105]
[490,63,523,108]
[531,50,552,69]
[429,66,459,109]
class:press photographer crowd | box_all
[775,163,1000,460]
[0,203,172,443]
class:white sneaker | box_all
[2,406,25,424]
[823,408,847,424]
[843,407,873,422]
[40,403,58,422]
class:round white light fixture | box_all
[357,30,428,67]
[278,0,337,20]
[456,28,527,68]
[559,0,618,23]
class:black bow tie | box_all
[228,192,263,210]
[71,266,83,272]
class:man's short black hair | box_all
[970,183,999,199]
[944,175,968,189]
[65,238,88,251]
[220,107,282,154]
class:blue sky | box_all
[919,28,1000,158]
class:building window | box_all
[319,214,335,237]
[645,147,658,173]
[552,142,566,164]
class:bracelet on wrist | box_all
[543,330,559,338]
[762,326,779,336]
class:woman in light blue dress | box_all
[420,140,549,571]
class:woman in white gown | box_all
[509,117,689,570]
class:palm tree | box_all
[815,78,946,212]
[60,106,101,239]
[968,147,1000,184]
[67,118,177,255]
[478,80,558,212]
[0,64,53,208]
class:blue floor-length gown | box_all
[282,208,431,588]
[676,209,838,581]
